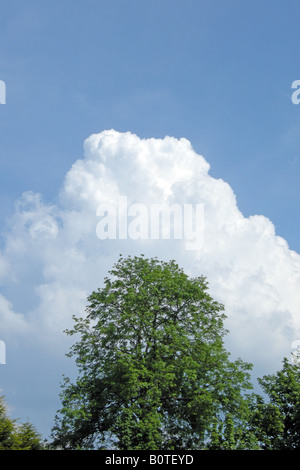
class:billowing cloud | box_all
[1,129,300,435]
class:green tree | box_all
[245,393,285,450]
[255,357,300,449]
[51,255,255,450]
[0,396,43,450]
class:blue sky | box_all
[1,0,300,250]
[1,0,300,440]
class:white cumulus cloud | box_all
[0,129,300,435]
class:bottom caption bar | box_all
[96,450,269,466]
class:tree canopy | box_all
[1,255,300,450]
[0,395,43,450]
[256,358,300,449]
[51,255,256,450]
